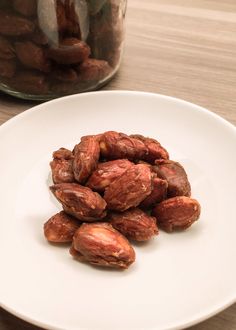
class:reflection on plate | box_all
[0,91,235,330]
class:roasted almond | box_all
[71,222,135,269]
[153,159,191,197]
[50,183,107,222]
[86,159,133,192]
[0,59,16,78]
[77,59,111,82]
[0,36,15,60]
[110,208,158,241]
[44,211,80,243]
[0,11,35,36]
[130,134,169,163]
[15,41,51,73]
[104,164,152,211]
[152,196,201,232]
[140,177,168,209]
[47,38,90,65]
[73,135,100,184]
[5,71,49,95]
[13,0,37,17]
[99,131,148,161]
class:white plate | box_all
[0,91,235,330]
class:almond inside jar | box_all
[0,0,127,100]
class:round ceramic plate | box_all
[0,91,235,330]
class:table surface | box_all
[0,0,235,329]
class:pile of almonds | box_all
[0,0,123,97]
[44,131,201,270]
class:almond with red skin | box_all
[0,36,15,60]
[5,71,49,94]
[0,59,16,78]
[87,3,123,62]
[130,134,169,163]
[53,148,73,160]
[0,11,35,36]
[47,38,90,65]
[153,159,191,197]
[99,131,148,161]
[51,148,74,184]
[110,208,158,242]
[86,159,133,192]
[15,41,51,73]
[44,211,80,243]
[77,59,111,82]
[70,222,135,269]
[104,164,152,211]
[152,196,201,232]
[140,177,168,209]
[73,135,100,184]
[51,67,78,82]
[13,0,37,16]
[50,159,74,184]
[50,183,107,222]
[31,28,49,46]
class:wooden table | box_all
[0,0,235,329]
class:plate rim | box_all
[1,295,236,330]
[0,90,235,135]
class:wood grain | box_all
[0,0,235,329]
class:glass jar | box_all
[0,0,127,100]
